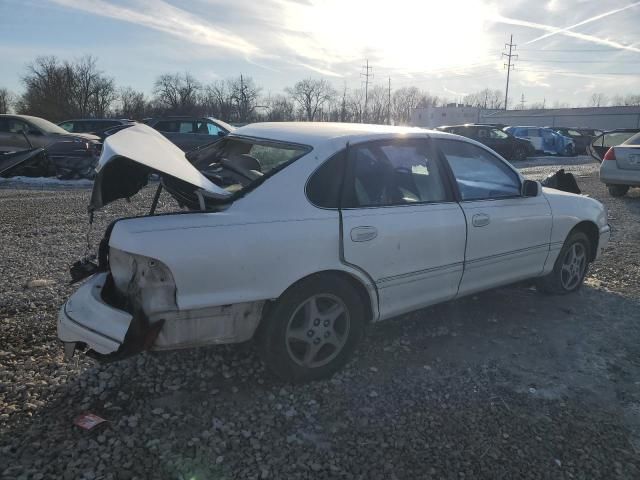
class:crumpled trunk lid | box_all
[90,124,229,211]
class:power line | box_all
[502,34,518,110]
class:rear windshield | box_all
[187,136,311,194]
[623,132,640,146]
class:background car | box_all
[550,127,591,154]
[59,123,609,383]
[505,126,575,156]
[599,131,640,197]
[144,116,235,151]
[588,128,640,162]
[0,114,101,178]
[58,118,135,141]
[437,124,534,161]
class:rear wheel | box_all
[607,184,629,197]
[258,274,365,383]
[563,144,575,157]
[537,231,590,295]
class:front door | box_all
[0,118,32,152]
[436,138,552,296]
[340,138,467,319]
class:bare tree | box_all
[463,88,503,109]
[391,87,423,125]
[286,79,336,121]
[589,92,607,107]
[117,87,147,119]
[153,72,201,114]
[364,85,388,124]
[18,55,116,120]
[265,94,295,121]
[229,75,261,123]
[0,88,14,113]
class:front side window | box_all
[438,139,521,201]
[490,129,509,139]
[59,122,74,132]
[206,122,223,136]
[343,140,447,208]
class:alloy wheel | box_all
[560,243,586,290]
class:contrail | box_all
[525,2,640,45]
[492,14,640,53]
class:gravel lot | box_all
[1,156,640,479]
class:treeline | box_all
[2,55,639,123]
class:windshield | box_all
[26,116,71,134]
[188,136,311,194]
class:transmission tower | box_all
[502,34,517,110]
[360,59,373,122]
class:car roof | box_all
[58,118,132,123]
[0,114,44,122]
[230,122,447,147]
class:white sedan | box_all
[58,123,610,382]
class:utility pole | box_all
[519,93,526,110]
[360,59,373,122]
[388,77,392,125]
[502,34,517,110]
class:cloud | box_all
[49,0,260,57]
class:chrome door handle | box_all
[350,226,378,242]
[472,213,490,227]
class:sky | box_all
[1,0,639,107]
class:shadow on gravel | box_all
[3,283,640,479]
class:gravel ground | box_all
[1,157,640,479]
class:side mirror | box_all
[522,179,540,197]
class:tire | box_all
[537,231,591,295]
[513,145,527,161]
[607,184,629,197]
[257,274,365,383]
[563,144,575,157]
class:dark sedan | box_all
[436,124,534,161]
[58,118,135,141]
[0,114,101,179]
[144,116,235,151]
[550,127,591,154]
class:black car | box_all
[58,118,135,141]
[144,116,235,151]
[549,127,591,154]
[436,124,534,161]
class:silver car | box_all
[599,131,640,197]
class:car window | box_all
[528,128,540,137]
[490,129,508,139]
[343,140,447,208]
[306,150,346,208]
[0,119,9,133]
[59,122,74,132]
[154,121,179,133]
[8,120,29,133]
[567,129,582,137]
[179,121,196,134]
[602,131,637,147]
[206,122,223,135]
[623,132,640,145]
[477,128,489,139]
[541,129,555,139]
[438,139,521,201]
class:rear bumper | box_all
[57,273,132,355]
[600,162,640,186]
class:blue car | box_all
[504,126,575,156]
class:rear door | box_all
[436,138,552,295]
[340,137,467,319]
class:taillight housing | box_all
[603,147,616,161]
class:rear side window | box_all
[306,151,346,208]
[154,121,178,132]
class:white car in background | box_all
[58,123,610,382]
[599,131,640,197]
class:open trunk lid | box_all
[90,124,229,211]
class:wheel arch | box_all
[260,269,377,329]
[569,220,599,261]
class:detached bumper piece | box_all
[58,273,163,362]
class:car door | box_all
[0,118,33,152]
[436,138,552,296]
[340,138,467,319]
[488,128,512,157]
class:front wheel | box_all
[537,231,591,294]
[257,274,365,383]
[563,144,575,157]
[607,184,629,197]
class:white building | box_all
[411,104,481,129]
